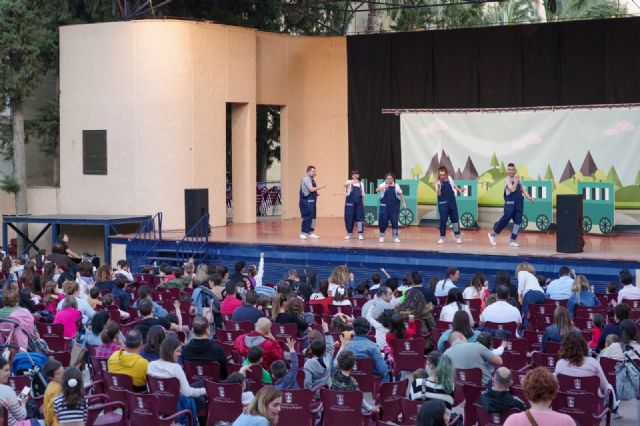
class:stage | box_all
[114,218,640,290]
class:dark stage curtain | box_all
[347,17,640,179]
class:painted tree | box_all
[489,152,499,169]
[0,0,60,253]
[544,165,554,181]
[606,166,623,188]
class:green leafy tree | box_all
[544,165,554,181]
[489,152,499,169]
[606,166,623,188]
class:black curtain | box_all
[347,17,640,179]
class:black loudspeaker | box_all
[556,194,584,253]
[185,189,209,236]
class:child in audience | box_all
[242,346,272,385]
[225,373,254,406]
[588,314,605,349]
[87,287,102,310]
[270,338,299,390]
[330,350,379,414]
[53,367,87,425]
[43,359,63,426]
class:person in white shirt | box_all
[435,267,460,298]
[545,266,574,300]
[344,170,366,240]
[479,285,522,326]
[439,288,474,327]
[376,173,407,243]
[617,269,640,304]
[516,262,545,329]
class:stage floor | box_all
[118,217,640,262]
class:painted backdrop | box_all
[400,108,640,209]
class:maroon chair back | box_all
[399,398,422,425]
[552,390,610,426]
[36,322,64,338]
[391,338,425,375]
[103,372,134,402]
[531,351,559,371]
[328,304,353,316]
[223,320,253,333]
[146,375,181,417]
[484,321,517,336]
[277,388,316,426]
[474,404,521,426]
[126,391,192,426]
[377,379,409,422]
[320,388,366,426]
[351,358,382,393]
[204,381,244,426]
[183,361,221,383]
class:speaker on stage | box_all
[556,194,584,253]
[185,189,209,237]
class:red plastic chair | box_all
[484,321,518,336]
[223,319,254,333]
[474,404,521,426]
[531,351,559,371]
[126,391,192,426]
[351,358,383,394]
[103,371,134,403]
[377,379,409,422]
[320,388,369,426]
[146,376,182,418]
[87,394,128,426]
[328,304,353,316]
[391,338,425,376]
[552,390,611,426]
[277,388,322,426]
[399,398,422,425]
[204,381,244,426]
[183,361,221,383]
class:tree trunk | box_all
[11,105,28,255]
[366,4,384,34]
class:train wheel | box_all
[520,215,528,230]
[364,212,376,225]
[461,212,475,228]
[536,215,550,231]
[399,208,414,226]
[583,216,592,233]
[599,217,612,234]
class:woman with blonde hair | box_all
[567,275,600,318]
[516,262,545,329]
[233,385,282,426]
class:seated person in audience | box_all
[477,367,526,414]
[111,274,132,312]
[102,293,130,320]
[275,296,309,336]
[182,316,228,378]
[541,307,577,353]
[225,372,254,406]
[409,352,455,409]
[242,346,272,385]
[232,290,265,323]
[134,285,169,318]
[270,338,299,390]
[303,321,334,391]
[221,281,244,316]
[444,331,502,387]
[87,287,102,310]
[343,317,388,379]
[331,350,379,414]
[599,319,640,361]
[107,329,149,392]
[361,286,393,319]
[479,285,522,327]
[598,303,630,349]
[43,359,64,426]
[545,266,574,300]
[617,269,640,303]
[57,280,95,326]
[504,368,574,426]
[588,314,604,349]
[135,298,180,341]
[233,317,284,371]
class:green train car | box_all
[437,179,478,229]
[577,181,615,235]
[521,180,553,231]
[361,179,419,226]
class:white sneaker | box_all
[455,237,462,244]
[393,237,401,243]
[379,237,385,243]
[488,232,496,246]
[437,238,445,244]
[309,233,320,239]
[509,241,520,247]
[358,234,364,240]
[344,235,352,240]
[299,233,308,240]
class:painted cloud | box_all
[603,120,634,136]
[512,132,542,150]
